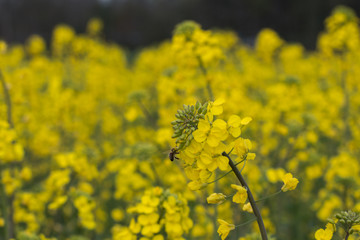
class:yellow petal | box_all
[241,117,252,125]
[207,135,220,147]
[213,119,227,129]
[193,130,207,143]
[217,156,228,171]
[229,127,241,138]
[228,115,241,127]
[213,98,225,106]
[198,120,211,131]
[200,152,213,165]
[246,153,256,160]
[211,105,223,115]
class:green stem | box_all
[222,151,268,240]
[255,190,282,203]
[235,217,257,228]
[239,159,247,174]
[197,55,214,101]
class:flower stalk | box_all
[222,151,268,240]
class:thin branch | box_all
[196,55,214,101]
[235,217,257,228]
[222,151,268,240]
[255,190,282,203]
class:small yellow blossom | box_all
[207,193,226,204]
[314,225,333,240]
[48,195,68,210]
[281,173,299,192]
[352,224,360,231]
[227,115,242,137]
[233,138,252,157]
[231,184,248,204]
[240,117,252,125]
[209,98,225,116]
[111,208,124,221]
[242,202,253,213]
[217,219,235,240]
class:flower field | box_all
[0,6,360,240]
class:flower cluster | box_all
[114,187,193,240]
[172,99,255,191]
[172,21,225,68]
[0,120,24,163]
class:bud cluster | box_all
[171,101,208,150]
[333,210,360,233]
[173,20,201,40]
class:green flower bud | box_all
[171,101,208,150]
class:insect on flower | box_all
[168,147,179,161]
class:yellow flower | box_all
[281,173,299,192]
[193,119,228,147]
[352,224,360,231]
[207,119,228,147]
[242,202,253,213]
[217,219,235,240]
[227,115,242,137]
[314,226,333,240]
[129,218,141,234]
[48,195,68,210]
[231,184,248,204]
[241,117,252,125]
[111,208,124,221]
[208,98,225,116]
[192,119,210,143]
[207,193,226,204]
[233,138,252,157]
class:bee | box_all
[168,147,179,161]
